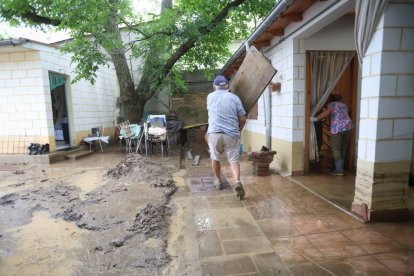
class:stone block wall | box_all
[0,43,119,154]
[171,92,209,128]
[352,1,414,221]
[241,36,306,175]
[171,70,213,128]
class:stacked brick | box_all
[248,150,277,176]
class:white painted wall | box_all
[0,41,119,153]
[357,2,414,164]
[245,7,356,141]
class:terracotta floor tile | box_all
[218,226,264,240]
[321,214,366,230]
[317,255,394,276]
[306,232,368,258]
[272,236,324,261]
[374,224,414,250]
[256,218,301,239]
[293,217,336,235]
[197,230,223,258]
[287,261,333,275]
[222,237,273,255]
[342,228,403,254]
[246,196,296,220]
[194,208,256,231]
[374,250,414,275]
[273,243,308,263]
[251,252,290,275]
[201,255,257,275]
[182,145,414,276]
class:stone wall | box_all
[171,70,212,127]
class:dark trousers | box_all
[330,130,351,160]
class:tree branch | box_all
[20,9,61,26]
[163,0,246,71]
[139,0,247,101]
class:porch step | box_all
[65,150,94,160]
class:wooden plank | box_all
[229,46,277,114]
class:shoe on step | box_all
[213,179,223,190]
[234,181,245,200]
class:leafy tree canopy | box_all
[0,0,275,121]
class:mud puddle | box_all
[0,148,181,275]
[1,211,87,275]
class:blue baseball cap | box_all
[213,75,229,87]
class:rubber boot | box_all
[331,159,344,176]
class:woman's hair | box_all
[329,93,342,102]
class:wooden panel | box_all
[229,46,277,114]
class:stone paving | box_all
[170,144,414,275]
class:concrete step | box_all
[65,149,94,160]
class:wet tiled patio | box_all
[171,144,414,275]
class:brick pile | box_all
[248,150,277,176]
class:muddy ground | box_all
[0,147,185,275]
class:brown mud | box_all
[0,148,181,275]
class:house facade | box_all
[222,0,414,221]
[0,38,119,158]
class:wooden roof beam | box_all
[253,40,271,48]
[281,12,303,22]
[266,28,284,36]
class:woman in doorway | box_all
[311,93,353,176]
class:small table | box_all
[83,136,110,152]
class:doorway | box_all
[49,72,70,150]
[305,52,359,174]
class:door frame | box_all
[304,51,359,173]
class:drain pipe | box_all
[221,0,293,73]
[265,87,272,149]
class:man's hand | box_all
[310,117,318,122]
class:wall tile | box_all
[381,52,414,74]
[377,97,414,118]
[365,139,376,162]
[382,28,402,51]
[383,3,414,28]
[394,119,414,139]
[368,97,379,119]
[397,75,414,96]
[376,119,394,140]
[402,28,414,50]
[376,140,412,162]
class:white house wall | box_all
[0,42,119,154]
[352,1,414,221]
[36,43,119,145]
[243,0,356,175]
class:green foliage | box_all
[0,0,275,94]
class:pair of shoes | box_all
[39,144,49,155]
[28,143,40,155]
[234,181,245,200]
[213,179,223,190]
[330,171,344,176]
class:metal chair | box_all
[127,124,144,154]
[145,115,169,156]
